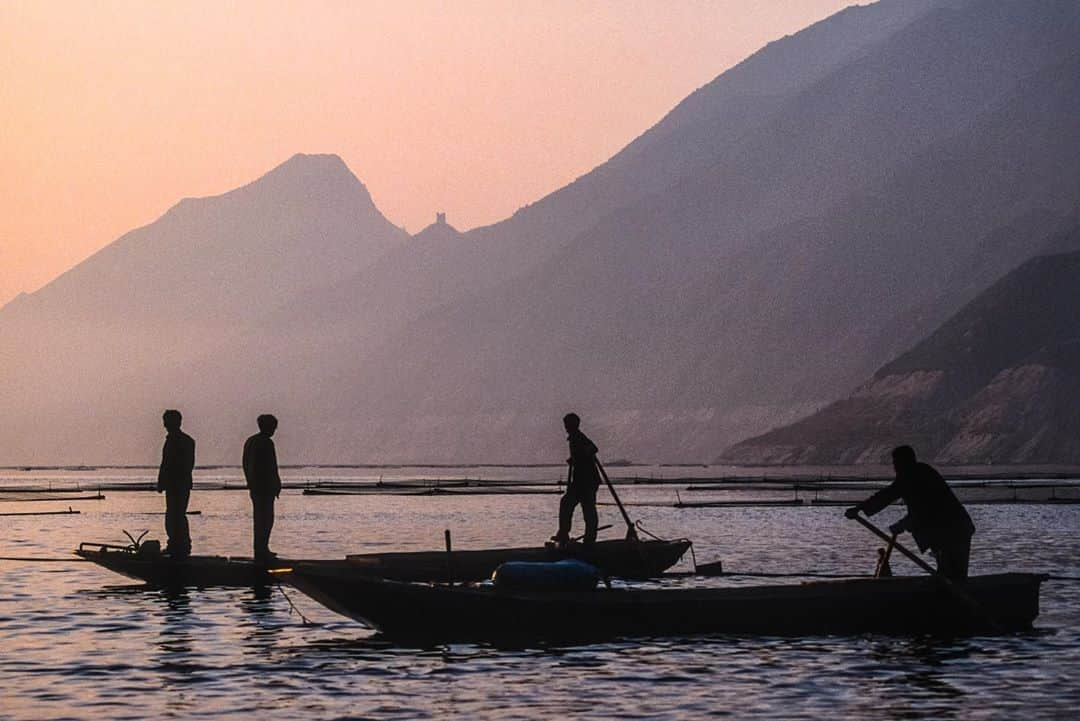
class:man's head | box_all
[162,409,182,432]
[257,414,279,436]
[563,412,580,433]
[891,445,917,475]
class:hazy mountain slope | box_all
[464,0,942,257]
[273,0,942,339]
[292,1,1080,462]
[2,154,401,325]
[722,248,1080,464]
[4,1,1079,465]
[0,154,406,462]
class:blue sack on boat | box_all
[491,559,600,591]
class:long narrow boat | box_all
[343,538,691,582]
[283,568,1045,641]
[75,538,691,587]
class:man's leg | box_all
[174,488,191,556]
[580,484,599,545]
[933,537,971,581]
[164,488,191,556]
[164,490,176,553]
[252,494,266,558]
[264,497,276,555]
[555,485,581,543]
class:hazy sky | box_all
[1,0,851,307]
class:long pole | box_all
[850,514,1000,631]
[595,458,638,541]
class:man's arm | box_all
[157,438,170,492]
[242,438,255,486]
[845,482,902,519]
[859,483,902,517]
[184,437,196,476]
[269,442,282,496]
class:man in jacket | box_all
[552,412,601,547]
[243,414,282,562]
[157,409,195,558]
[846,445,975,580]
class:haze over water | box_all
[1,467,1077,719]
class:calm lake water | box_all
[1,467,1078,720]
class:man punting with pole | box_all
[846,445,975,580]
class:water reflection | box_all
[5,491,1077,720]
[867,636,971,717]
[156,587,193,658]
[240,585,279,651]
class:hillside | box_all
[722,248,1080,465]
[292,0,1080,462]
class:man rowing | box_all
[846,445,975,580]
[552,413,601,547]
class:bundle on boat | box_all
[74,537,691,588]
[282,568,1046,642]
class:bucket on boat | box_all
[137,540,162,558]
[491,559,599,591]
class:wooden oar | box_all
[850,513,1001,632]
[595,458,638,541]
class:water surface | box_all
[1,468,1077,719]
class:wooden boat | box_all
[75,542,322,587]
[344,538,691,582]
[75,538,690,587]
[283,568,1045,641]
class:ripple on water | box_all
[0,488,1078,719]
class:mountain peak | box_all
[255,152,359,187]
[188,152,379,213]
[277,152,350,173]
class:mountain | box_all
[0,154,406,462]
[721,247,1080,465]
[265,0,946,349]
[291,0,1080,462]
[4,0,1080,465]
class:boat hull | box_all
[75,538,690,587]
[345,538,691,582]
[285,569,1045,642]
[75,544,321,587]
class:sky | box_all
[0,0,852,308]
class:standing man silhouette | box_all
[157,409,195,558]
[553,413,601,547]
[243,414,282,562]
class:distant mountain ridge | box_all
[3,0,1080,464]
[297,0,1080,462]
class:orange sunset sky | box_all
[1,0,851,308]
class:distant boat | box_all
[283,570,1045,642]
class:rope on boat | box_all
[275,583,321,626]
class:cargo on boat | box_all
[75,538,691,587]
[283,568,1045,642]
